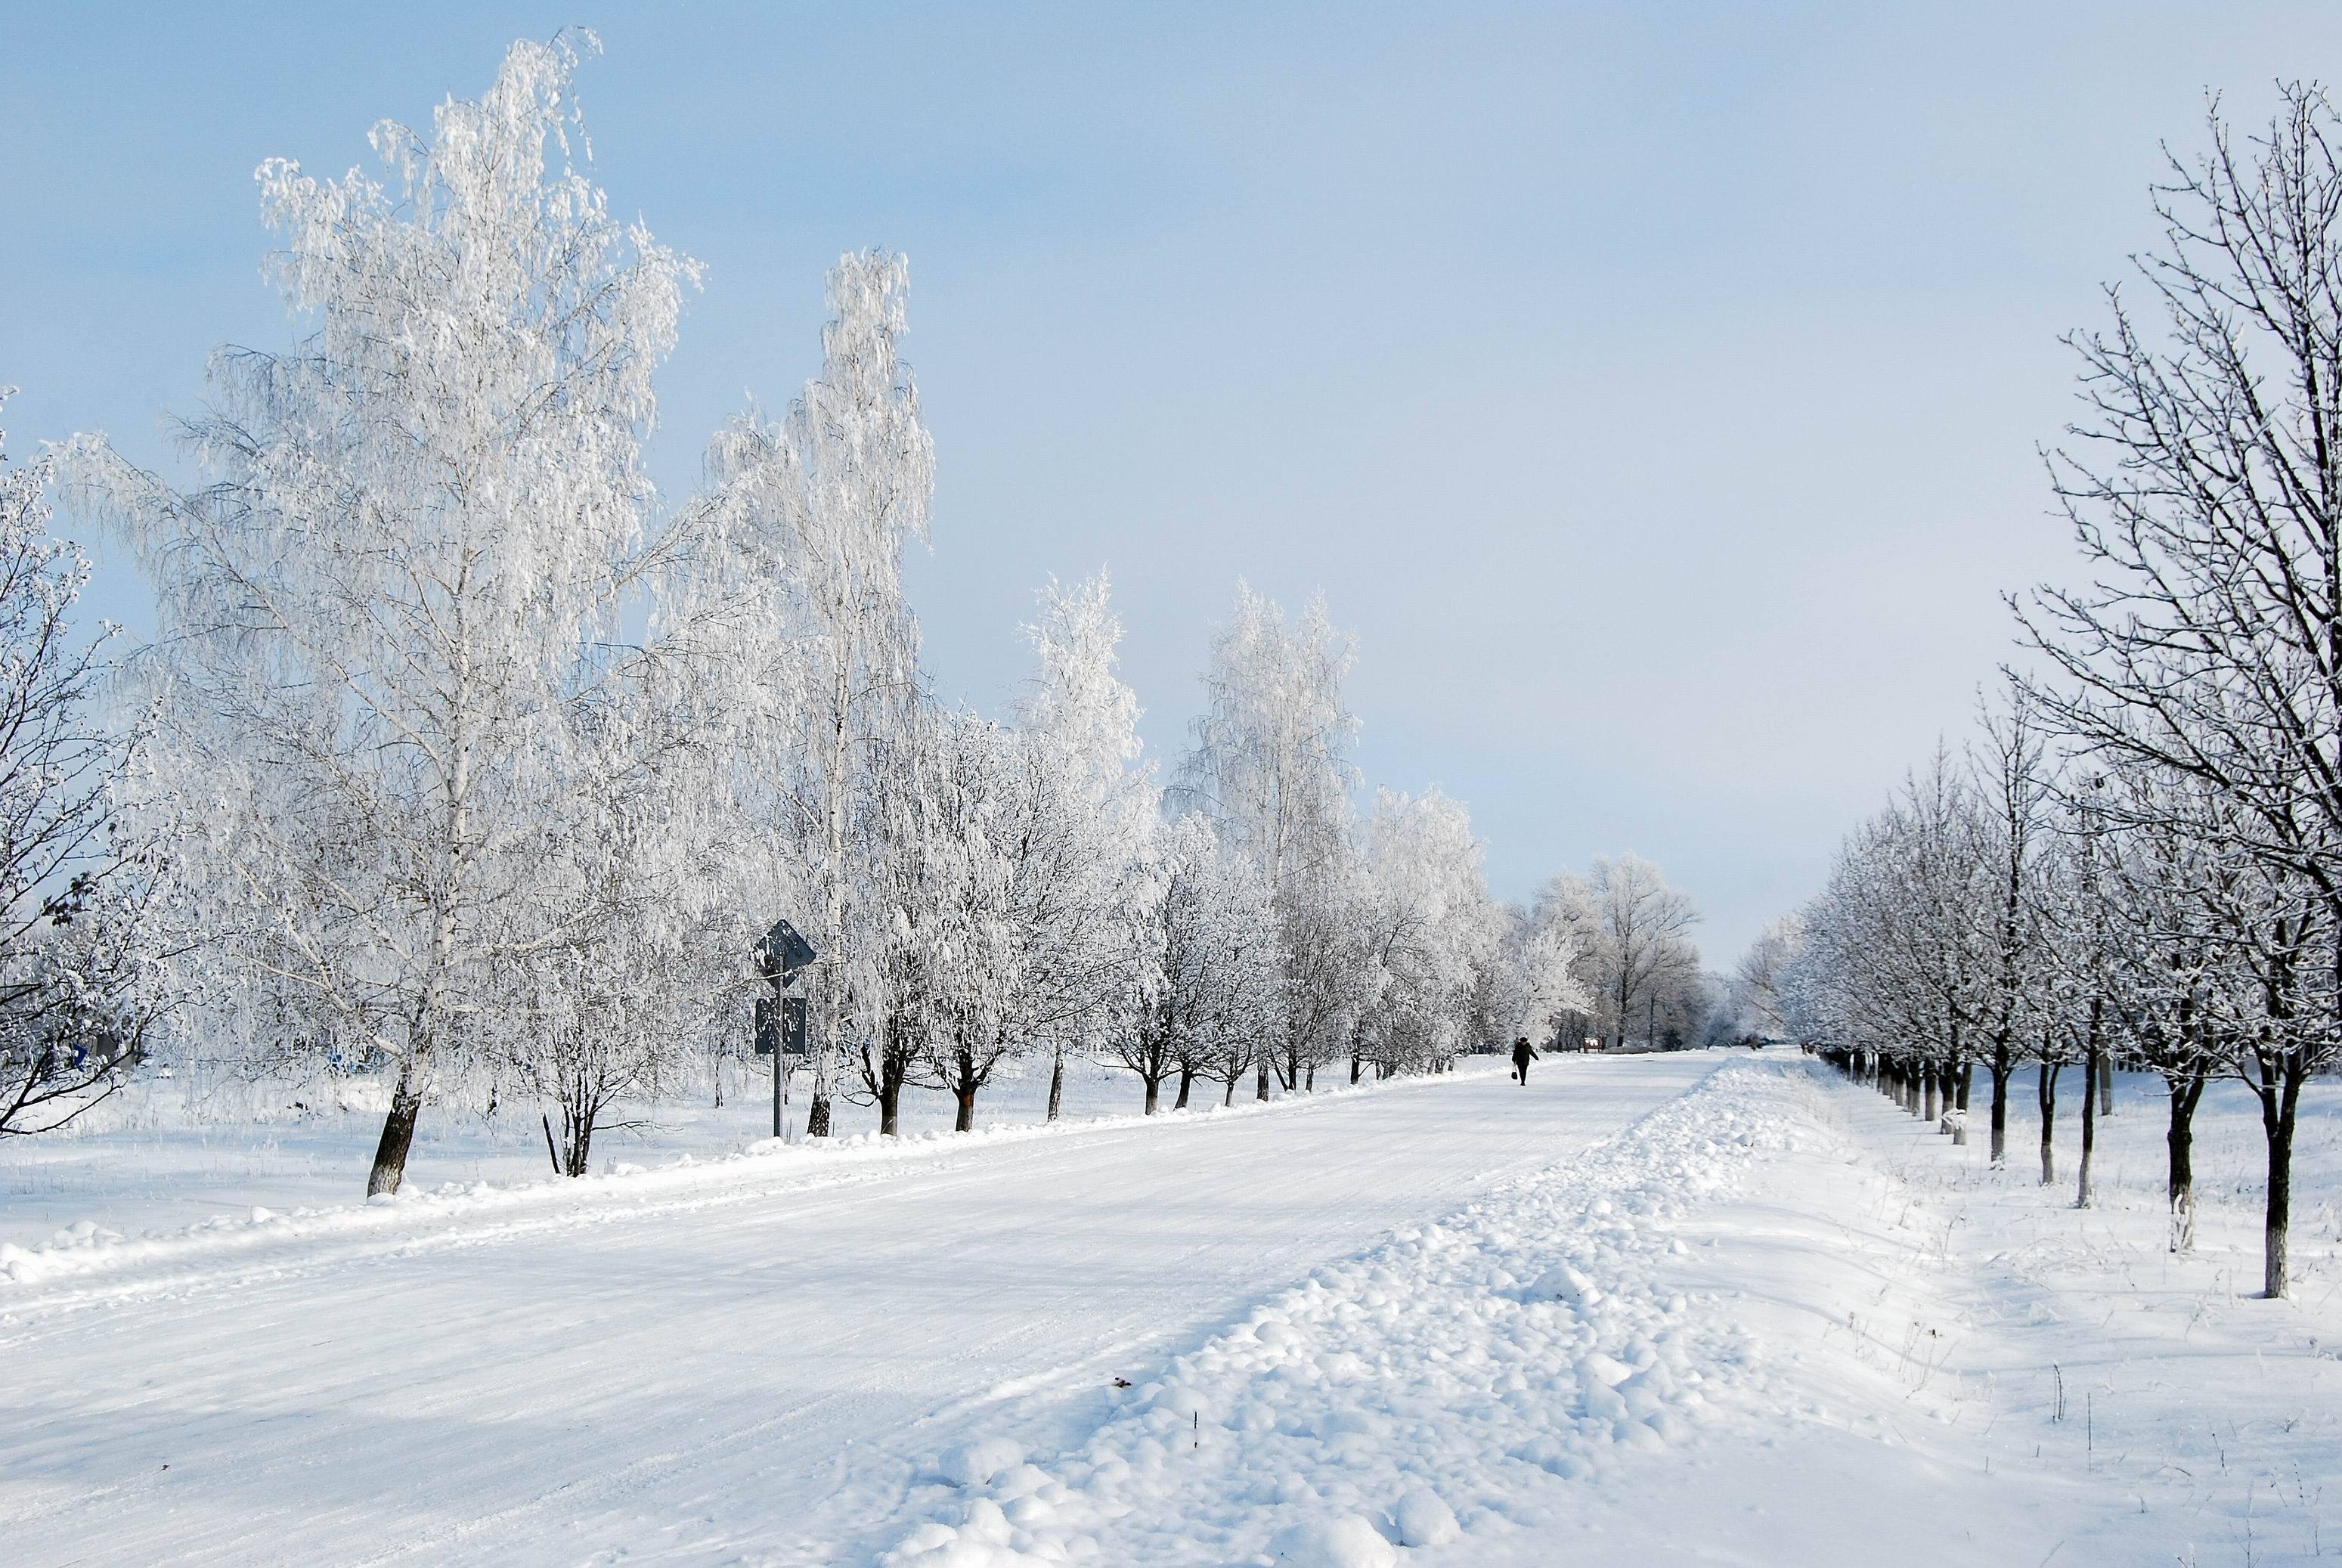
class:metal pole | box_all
[771,981,788,1141]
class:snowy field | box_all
[6,1052,2342,1565]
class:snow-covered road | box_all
[1,1055,1717,1567]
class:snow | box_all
[8,1051,2342,1565]
[873,1053,1798,1566]
[0,1055,1188,1253]
[0,1055,1717,1564]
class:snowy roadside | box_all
[0,1063,1485,1298]
[1810,1065,2342,1563]
[873,1057,1814,1568]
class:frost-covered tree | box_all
[1353,789,1498,1080]
[67,37,697,1193]
[1795,756,1998,1137]
[1176,582,1360,1098]
[1106,813,1280,1114]
[1473,901,1532,1055]
[702,250,934,1140]
[0,390,169,1138]
[500,690,738,1175]
[900,710,1022,1133]
[1731,914,1805,1044]
[1013,575,1154,1119]
[1525,872,1604,1050]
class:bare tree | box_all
[1972,692,2057,1167]
[1586,854,1699,1051]
[2017,84,2342,1294]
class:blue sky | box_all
[7,2,2338,962]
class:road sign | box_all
[757,919,818,986]
[753,994,810,1058]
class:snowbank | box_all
[878,1058,1819,1565]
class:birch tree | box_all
[1176,583,1361,1098]
[1354,788,1497,1078]
[1106,813,1279,1114]
[703,250,934,1139]
[1013,575,1153,1118]
[501,690,737,1174]
[68,36,696,1193]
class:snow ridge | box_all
[881,1058,1820,1566]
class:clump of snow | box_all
[936,1437,1025,1489]
[1390,1487,1459,1547]
[1266,1513,1396,1567]
[1526,1261,1600,1306]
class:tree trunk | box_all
[877,1073,902,1137]
[2098,1051,2114,1117]
[1922,1061,1939,1123]
[2037,1061,2057,1186]
[1175,1064,1194,1111]
[2254,1052,2303,1299]
[367,1074,423,1197]
[1047,1047,1065,1123]
[1306,1059,1315,1091]
[562,1105,593,1178]
[1223,1075,1237,1107]
[1255,1055,1269,1102]
[1349,1046,1362,1086]
[807,1092,832,1139]
[955,1083,977,1133]
[2077,1033,2099,1209]
[1143,1073,1161,1116]
[2167,1072,2207,1252]
[1988,1049,2013,1167]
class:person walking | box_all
[1511,1036,1538,1085]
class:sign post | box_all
[753,919,818,1139]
